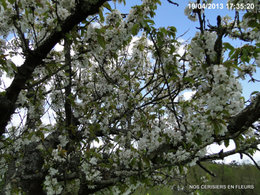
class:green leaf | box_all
[113,0,126,5]
[247,20,258,28]
[98,8,105,23]
[250,91,259,96]
[103,2,112,11]
[248,149,256,156]
[194,135,202,145]
[169,26,177,33]
[8,0,15,4]
[230,48,240,60]
[213,122,221,135]
[243,12,253,19]
[224,139,230,148]
[157,31,164,47]
[130,158,136,167]
[224,60,242,71]
[144,19,155,26]
[131,23,140,36]
[0,0,7,9]
[97,34,106,48]
[183,77,195,83]
[223,42,234,51]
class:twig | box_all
[167,0,179,6]
[197,162,216,177]
[243,152,260,171]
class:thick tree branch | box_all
[148,93,260,163]
[227,93,260,135]
[0,0,107,137]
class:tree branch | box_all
[167,0,179,6]
[148,93,260,164]
[0,0,107,138]
[200,141,260,162]
[227,93,260,135]
[243,152,260,171]
[197,162,216,177]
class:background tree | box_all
[0,0,259,194]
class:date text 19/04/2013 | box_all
[188,3,255,10]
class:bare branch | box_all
[167,0,179,6]
[243,152,260,171]
[197,162,216,177]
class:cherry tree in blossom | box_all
[0,0,259,194]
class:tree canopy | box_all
[0,0,259,194]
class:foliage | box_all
[0,0,259,194]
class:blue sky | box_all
[114,0,259,100]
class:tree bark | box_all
[0,0,107,138]
[227,93,260,135]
